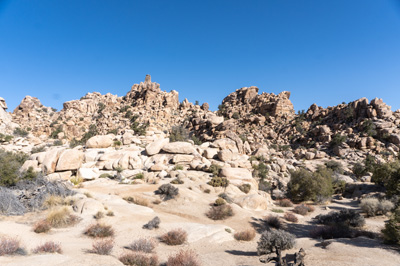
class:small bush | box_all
[143,216,160,230]
[360,198,394,217]
[43,195,64,209]
[208,176,229,188]
[264,215,284,230]
[234,229,256,241]
[206,205,234,220]
[293,204,313,216]
[382,207,400,244]
[32,241,62,254]
[214,197,226,206]
[310,225,352,239]
[0,237,21,256]
[238,184,251,194]
[33,220,51,233]
[124,196,149,207]
[170,178,184,185]
[329,134,347,148]
[166,249,201,266]
[134,173,144,179]
[46,207,80,228]
[169,126,189,142]
[277,199,293,207]
[90,238,114,255]
[284,212,298,223]
[218,193,233,203]
[106,210,115,216]
[271,208,284,213]
[84,223,115,238]
[127,238,157,253]
[315,209,365,228]
[203,188,211,194]
[94,211,105,220]
[155,184,179,200]
[119,252,159,266]
[70,176,83,186]
[0,150,29,187]
[160,228,187,245]
[209,164,222,176]
[325,160,344,174]
[174,165,184,170]
[13,127,29,137]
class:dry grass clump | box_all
[143,216,160,230]
[166,249,201,266]
[46,207,80,228]
[206,204,234,220]
[123,196,150,207]
[234,229,256,241]
[277,199,294,207]
[160,228,187,245]
[119,252,159,266]
[293,204,314,215]
[84,223,115,238]
[90,238,114,255]
[94,211,105,220]
[33,219,52,233]
[284,212,298,223]
[126,238,157,253]
[360,198,394,217]
[264,215,285,230]
[0,237,21,256]
[106,210,115,216]
[32,241,62,254]
[43,195,64,209]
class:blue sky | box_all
[1,0,400,113]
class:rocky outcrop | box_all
[0,97,16,134]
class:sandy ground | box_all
[0,178,399,266]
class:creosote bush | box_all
[234,229,256,241]
[214,197,226,206]
[84,223,115,238]
[160,228,187,245]
[0,149,29,187]
[0,237,21,256]
[119,252,159,266]
[315,209,365,228]
[293,204,314,216]
[206,204,234,220]
[143,216,160,230]
[288,167,333,203]
[264,215,285,230]
[155,184,179,200]
[166,249,201,266]
[127,238,157,253]
[382,207,400,245]
[90,238,114,255]
[32,241,62,254]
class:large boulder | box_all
[86,135,114,148]
[42,147,65,174]
[56,149,84,171]
[162,142,196,154]
[235,194,272,211]
[146,138,169,155]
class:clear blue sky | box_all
[1,0,400,113]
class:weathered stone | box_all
[203,148,218,159]
[42,147,65,174]
[146,138,169,155]
[86,135,113,148]
[162,142,196,154]
[173,154,194,164]
[235,193,272,211]
[77,168,99,180]
[56,149,84,171]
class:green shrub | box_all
[238,184,251,194]
[0,150,29,186]
[155,184,179,200]
[253,162,268,180]
[287,167,333,203]
[0,134,13,143]
[50,126,63,139]
[257,229,295,257]
[174,165,184,170]
[325,161,344,174]
[382,207,400,245]
[208,176,229,188]
[97,103,106,113]
[209,164,222,176]
[329,134,347,148]
[169,126,189,142]
[206,204,234,220]
[191,135,203,145]
[371,160,400,196]
[13,127,28,137]
[315,209,365,228]
[360,198,394,217]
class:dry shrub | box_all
[32,241,62,254]
[94,211,105,220]
[278,199,293,207]
[84,223,115,238]
[90,238,114,255]
[293,204,313,216]
[264,215,285,230]
[284,212,298,223]
[166,249,201,266]
[33,219,51,233]
[106,210,115,216]
[119,252,159,266]
[127,238,157,253]
[0,237,21,256]
[160,228,187,245]
[206,205,234,220]
[234,229,256,241]
[143,216,160,230]
[46,207,80,228]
